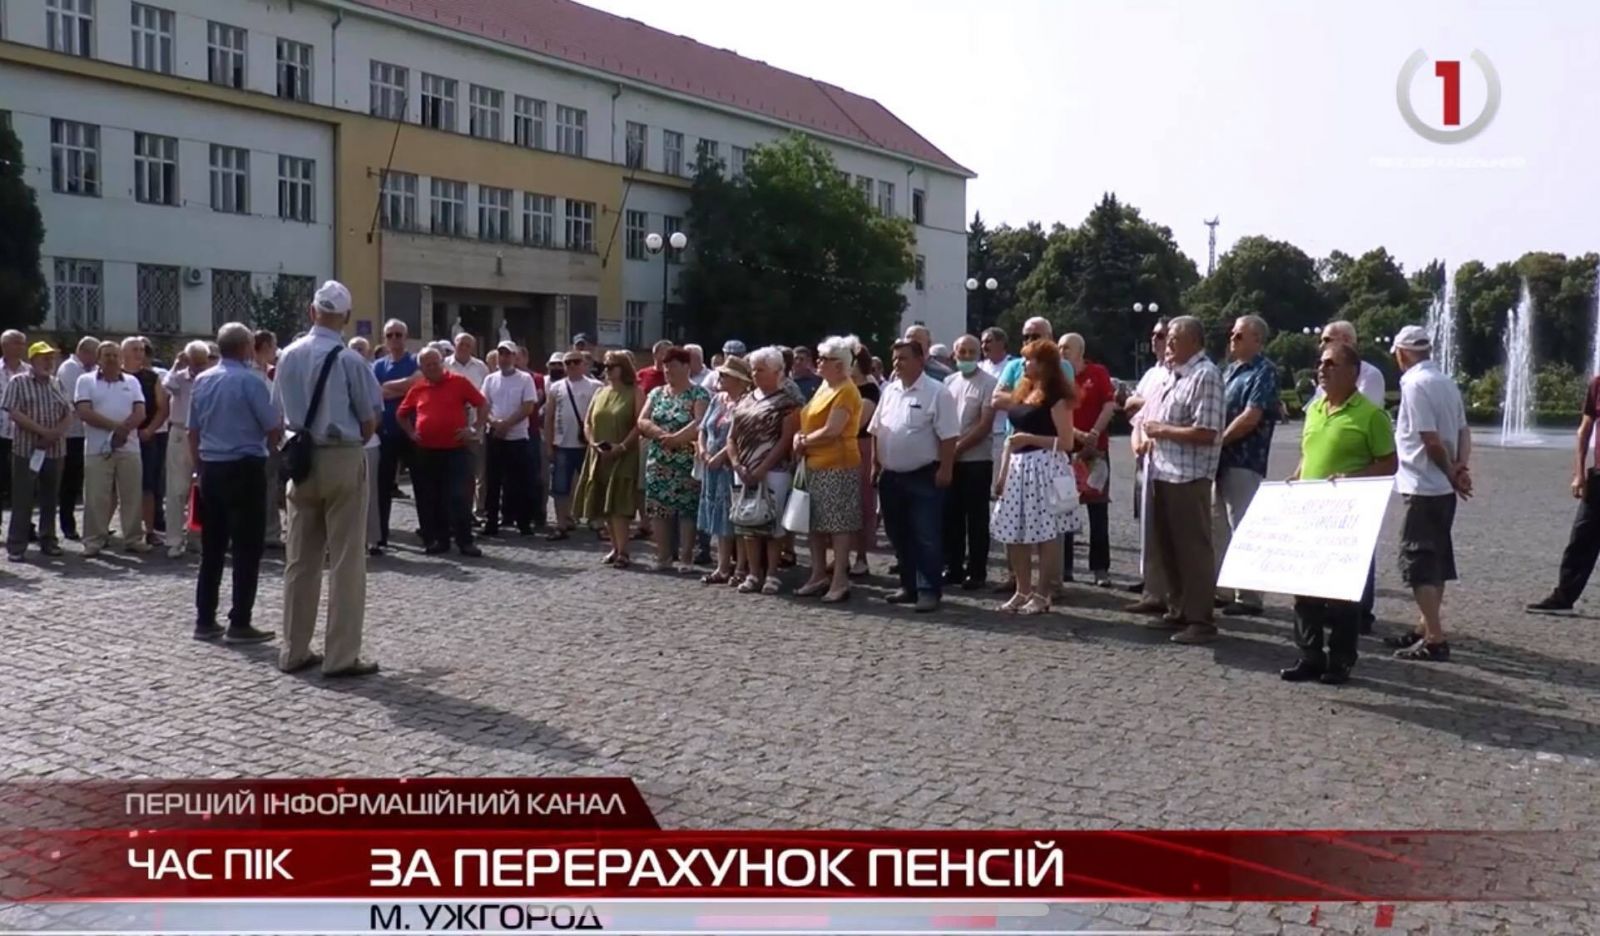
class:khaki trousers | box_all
[1212,467,1264,607]
[1148,478,1216,625]
[468,438,487,516]
[163,425,192,548]
[280,446,368,674]
[264,450,284,545]
[83,449,143,550]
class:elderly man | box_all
[75,341,146,557]
[870,338,959,612]
[791,345,823,400]
[978,327,1013,458]
[481,341,540,536]
[1061,333,1118,586]
[159,341,211,558]
[684,344,709,385]
[373,319,421,546]
[189,323,281,643]
[348,337,385,556]
[1124,318,1170,596]
[251,330,286,548]
[1385,325,1470,663]
[902,325,952,381]
[121,337,168,548]
[444,333,491,520]
[55,336,99,540]
[638,339,673,394]
[942,335,997,590]
[0,330,27,522]
[545,348,603,538]
[1281,342,1397,684]
[1127,315,1225,645]
[399,347,489,556]
[1314,319,1386,629]
[272,281,381,677]
[3,342,72,561]
[1212,315,1279,616]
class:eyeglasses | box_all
[1022,333,1043,342]
[1151,332,1167,340]
[384,332,404,339]
[1228,332,1245,340]
[563,359,584,367]
[1318,335,1334,343]
[1316,359,1342,369]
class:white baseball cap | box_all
[1390,325,1431,352]
[313,280,352,316]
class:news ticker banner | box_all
[0,780,1584,909]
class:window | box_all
[521,193,554,246]
[914,255,926,291]
[855,176,873,202]
[555,105,586,156]
[277,38,312,102]
[50,119,99,196]
[625,122,647,170]
[468,85,502,140]
[877,180,895,216]
[695,139,720,171]
[477,185,511,242]
[133,132,177,206]
[513,96,545,149]
[379,170,417,231]
[46,0,93,57]
[731,145,750,179]
[130,4,173,74]
[662,130,684,176]
[136,264,181,334]
[370,61,408,119]
[564,199,595,252]
[912,188,926,225]
[624,210,647,260]
[278,155,315,222]
[208,144,248,214]
[207,22,246,89]
[53,259,103,331]
[212,269,252,330]
[625,301,646,350]
[663,215,684,264]
[429,178,466,236]
[420,73,457,131]
[279,275,316,314]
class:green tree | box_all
[1184,235,1331,355]
[678,134,914,351]
[248,276,310,346]
[1453,260,1521,377]
[976,220,1048,336]
[0,122,47,330]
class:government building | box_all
[1,0,972,358]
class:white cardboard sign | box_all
[1216,477,1393,602]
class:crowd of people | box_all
[0,281,1479,684]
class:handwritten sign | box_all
[1216,477,1393,602]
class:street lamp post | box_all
[645,230,689,343]
[1132,301,1160,374]
[965,276,999,332]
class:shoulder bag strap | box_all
[566,382,588,446]
[301,346,344,433]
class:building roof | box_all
[345,0,973,176]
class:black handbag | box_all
[280,346,344,485]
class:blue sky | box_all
[583,0,1600,276]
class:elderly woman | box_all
[638,347,710,572]
[573,350,645,568]
[991,339,1080,614]
[849,345,880,576]
[793,335,864,602]
[727,346,800,594]
[697,356,752,585]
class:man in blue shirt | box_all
[188,321,282,645]
[373,319,421,547]
[1213,314,1280,616]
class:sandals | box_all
[737,576,760,593]
[821,588,851,604]
[613,554,632,569]
[849,557,870,578]
[1019,596,1053,616]
[702,571,731,585]
[1000,593,1033,613]
[761,576,783,595]
[601,550,618,565]
[545,527,572,541]
[673,562,696,575]
[796,579,831,598]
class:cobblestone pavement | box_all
[2,429,1597,932]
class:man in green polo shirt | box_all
[1281,343,1398,684]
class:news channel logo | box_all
[1396,49,1500,144]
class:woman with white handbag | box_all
[790,335,865,603]
[726,347,801,595]
[990,339,1080,614]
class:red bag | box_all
[186,479,202,534]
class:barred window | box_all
[420,73,457,131]
[625,301,646,350]
[624,210,647,260]
[521,193,554,247]
[278,155,315,222]
[46,0,94,57]
[278,275,316,317]
[211,269,252,330]
[379,170,417,231]
[209,145,248,214]
[563,199,595,252]
[429,178,466,236]
[477,185,511,242]
[555,105,586,156]
[136,264,182,334]
[914,255,926,291]
[207,21,247,89]
[133,132,177,206]
[370,61,408,120]
[469,85,503,140]
[51,119,100,196]
[513,96,545,149]
[662,130,684,176]
[53,258,103,331]
[625,122,647,169]
[276,38,312,102]
[130,3,174,74]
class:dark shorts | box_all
[551,446,586,497]
[1398,492,1457,587]
[140,432,167,494]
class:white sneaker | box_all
[166,546,186,560]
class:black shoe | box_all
[368,546,384,557]
[1124,581,1144,594]
[1527,593,1574,613]
[943,569,965,586]
[6,551,23,563]
[224,625,276,645]
[458,544,483,558]
[40,543,63,557]
[1394,640,1450,662]
[1358,614,1375,635]
[694,550,712,566]
[914,594,941,613]
[961,577,986,592]
[324,660,380,678]
[518,526,536,536]
[1382,630,1426,649]
[888,563,901,576]
[885,588,916,605]
[424,542,450,555]
[1221,601,1264,617]
[193,623,225,642]
[481,524,500,537]
[62,529,80,542]
[1319,665,1352,685]
[1279,660,1324,682]
[392,488,409,500]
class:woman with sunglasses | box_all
[572,351,645,567]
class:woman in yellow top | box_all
[792,335,864,602]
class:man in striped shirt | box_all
[4,342,73,561]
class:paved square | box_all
[3,429,1597,931]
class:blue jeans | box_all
[880,464,944,598]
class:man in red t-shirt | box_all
[636,339,673,394]
[398,347,488,557]
[1061,333,1118,586]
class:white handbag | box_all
[781,462,811,535]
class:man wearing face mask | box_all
[942,334,998,590]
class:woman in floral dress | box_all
[637,347,710,572]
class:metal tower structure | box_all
[1204,217,1220,276]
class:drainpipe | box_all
[330,10,343,105]
[610,83,622,164]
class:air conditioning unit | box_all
[183,267,205,287]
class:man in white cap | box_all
[480,340,540,535]
[271,280,381,677]
[1385,324,1470,663]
